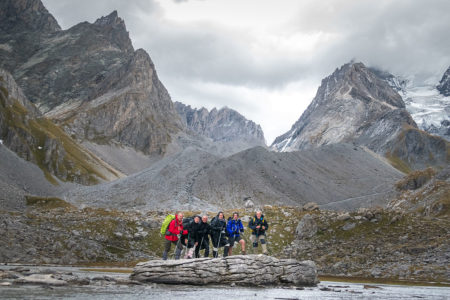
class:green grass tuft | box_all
[25,196,74,209]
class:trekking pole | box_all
[182,233,190,258]
[198,235,205,258]
[255,227,260,254]
[172,235,181,259]
[215,227,223,258]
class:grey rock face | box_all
[437,66,450,96]
[0,0,60,34]
[271,62,448,171]
[131,255,318,287]
[0,0,61,72]
[175,101,266,146]
[295,214,317,239]
[63,48,182,156]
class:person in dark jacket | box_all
[226,212,246,255]
[195,214,211,258]
[210,211,230,258]
[184,215,201,258]
[248,210,269,254]
[162,212,188,260]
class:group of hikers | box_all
[162,211,269,260]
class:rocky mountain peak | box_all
[94,10,126,30]
[437,66,450,96]
[174,102,266,146]
[91,10,133,53]
[0,0,61,33]
[320,62,405,108]
[272,61,407,151]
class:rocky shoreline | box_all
[284,207,450,283]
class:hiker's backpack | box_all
[160,214,175,235]
[182,216,194,231]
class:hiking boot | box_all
[241,250,246,255]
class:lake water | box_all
[1,266,449,299]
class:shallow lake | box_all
[1,266,449,299]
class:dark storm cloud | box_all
[42,0,312,89]
[137,23,312,88]
[290,0,450,80]
[42,0,450,86]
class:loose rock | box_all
[244,199,255,208]
[303,202,319,211]
[295,214,317,239]
[342,222,356,231]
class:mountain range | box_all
[1,0,448,212]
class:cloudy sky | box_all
[42,0,450,144]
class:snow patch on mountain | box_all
[384,76,450,141]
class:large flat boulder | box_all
[130,255,318,287]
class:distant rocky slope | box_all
[271,62,449,171]
[64,143,403,210]
[387,166,449,216]
[0,68,121,186]
[437,66,450,96]
[0,0,183,158]
[0,146,63,212]
[175,101,266,147]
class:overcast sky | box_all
[41,0,450,144]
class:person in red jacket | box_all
[162,212,188,260]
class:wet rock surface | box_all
[131,255,318,287]
[0,266,137,287]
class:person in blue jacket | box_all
[226,212,246,255]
